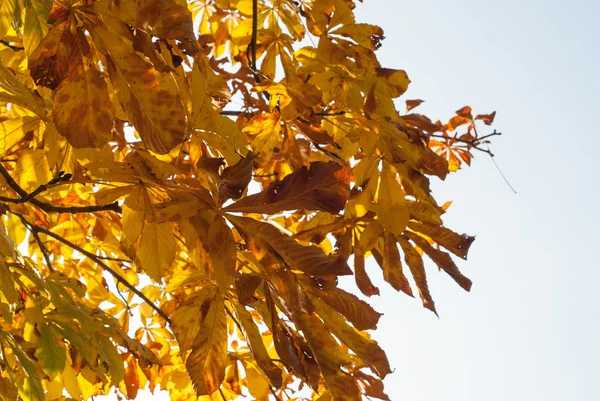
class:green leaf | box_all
[35,322,66,379]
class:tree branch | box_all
[0,40,24,51]
[250,0,258,77]
[13,212,170,324]
[0,164,122,214]
[429,130,502,156]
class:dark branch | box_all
[220,110,248,116]
[0,164,122,214]
[0,40,24,51]
[250,0,259,78]
[429,130,502,156]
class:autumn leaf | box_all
[90,23,187,154]
[52,25,116,148]
[229,215,352,276]
[225,161,350,214]
[186,292,228,395]
[0,0,498,399]
[137,222,176,282]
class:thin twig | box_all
[30,228,54,272]
[486,143,517,194]
[12,212,171,323]
[253,172,279,178]
[224,303,244,333]
[0,164,121,214]
[16,213,54,272]
[429,130,502,156]
[269,387,282,401]
[115,284,134,316]
[0,40,24,51]
[250,0,258,76]
[218,388,227,401]
[314,110,346,116]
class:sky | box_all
[351,0,600,400]
[100,1,600,400]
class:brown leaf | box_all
[408,221,475,260]
[310,295,391,378]
[354,250,379,297]
[28,16,78,89]
[406,232,472,291]
[235,274,262,304]
[52,29,116,148]
[225,162,350,214]
[405,99,425,112]
[228,215,352,276]
[455,106,473,118]
[372,234,413,297]
[220,151,256,202]
[398,237,437,314]
[303,285,382,331]
[475,111,497,125]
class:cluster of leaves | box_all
[0,0,498,400]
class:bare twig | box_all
[429,130,502,156]
[0,40,24,51]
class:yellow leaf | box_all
[204,214,236,290]
[0,116,40,157]
[0,0,16,41]
[171,285,218,351]
[186,292,228,395]
[138,222,176,282]
[245,362,270,399]
[14,149,52,192]
[310,295,391,378]
[373,162,409,235]
[23,0,50,59]
[93,0,196,43]
[235,303,282,387]
[243,113,283,162]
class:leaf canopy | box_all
[0,0,498,400]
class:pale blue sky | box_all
[353,0,600,400]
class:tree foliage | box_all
[0,0,498,400]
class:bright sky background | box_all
[102,1,599,400]
[352,0,600,400]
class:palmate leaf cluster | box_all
[0,0,497,400]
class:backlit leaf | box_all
[186,292,228,395]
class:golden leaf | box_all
[186,292,228,395]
